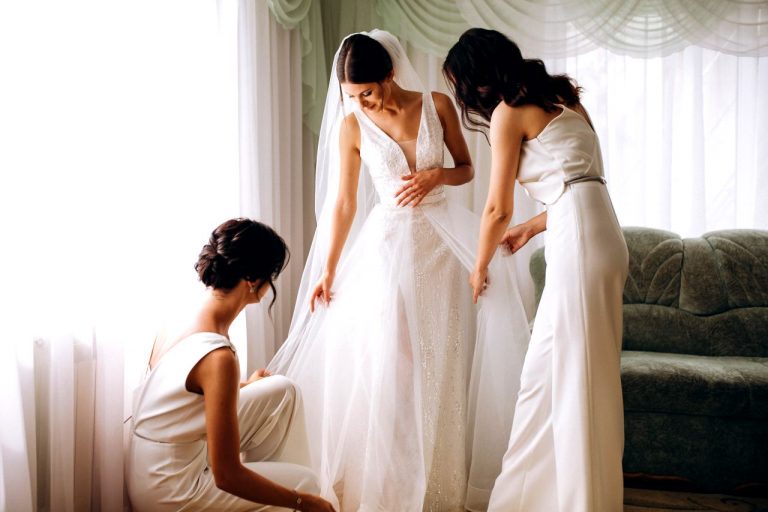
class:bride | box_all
[268,30,530,512]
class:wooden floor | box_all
[624,488,768,511]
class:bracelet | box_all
[294,492,303,511]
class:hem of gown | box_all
[464,484,491,512]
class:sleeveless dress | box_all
[126,332,319,511]
[488,105,629,512]
[268,92,531,511]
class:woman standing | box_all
[269,30,530,511]
[444,28,629,512]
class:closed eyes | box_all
[348,90,373,99]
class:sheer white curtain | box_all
[545,47,768,236]
[0,1,303,510]
[378,0,768,58]
[406,44,768,242]
[237,0,308,370]
[1,0,240,507]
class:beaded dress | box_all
[268,30,531,512]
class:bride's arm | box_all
[396,92,473,206]
[434,92,474,186]
[310,114,361,312]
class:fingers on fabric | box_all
[310,286,322,312]
[395,174,415,197]
[310,284,333,312]
[398,190,422,207]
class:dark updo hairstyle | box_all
[336,33,393,84]
[194,218,289,310]
[443,28,582,132]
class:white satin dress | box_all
[126,332,319,511]
[488,105,629,512]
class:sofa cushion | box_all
[703,230,768,309]
[623,304,768,357]
[622,351,768,419]
[530,228,768,357]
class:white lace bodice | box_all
[353,92,445,207]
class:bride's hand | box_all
[469,267,489,304]
[310,271,334,312]
[395,168,445,207]
[500,224,534,255]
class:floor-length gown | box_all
[268,92,530,512]
[487,105,629,512]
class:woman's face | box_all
[341,80,389,112]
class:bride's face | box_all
[341,81,389,112]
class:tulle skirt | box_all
[269,198,530,511]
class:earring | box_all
[249,284,258,294]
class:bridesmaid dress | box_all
[488,105,629,512]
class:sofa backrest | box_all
[530,227,768,357]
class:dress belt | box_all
[564,175,606,186]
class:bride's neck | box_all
[383,83,413,113]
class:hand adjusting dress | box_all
[126,332,319,511]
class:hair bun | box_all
[193,218,289,302]
[195,243,227,288]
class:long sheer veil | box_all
[270,29,426,369]
[269,29,530,511]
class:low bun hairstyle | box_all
[336,33,393,84]
[443,28,582,132]
[195,218,289,310]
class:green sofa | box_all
[529,227,768,492]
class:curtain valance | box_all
[268,0,768,133]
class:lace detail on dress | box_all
[354,93,445,208]
[352,93,468,511]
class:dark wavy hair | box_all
[443,28,582,132]
[336,33,393,84]
[194,218,289,311]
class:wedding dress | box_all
[268,30,530,512]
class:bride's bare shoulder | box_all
[340,112,360,148]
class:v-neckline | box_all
[359,92,426,172]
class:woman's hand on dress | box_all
[243,369,271,386]
[297,492,337,512]
[395,168,444,207]
[310,272,334,312]
[469,267,489,304]
[500,224,534,255]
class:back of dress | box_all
[126,332,235,509]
